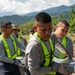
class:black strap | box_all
[25,69,31,75]
[49,49,53,66]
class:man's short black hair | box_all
[59,20,69,27]
[35,12,52,23]
[1,21,12,28]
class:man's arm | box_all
[66,37,73,59]
[0,41,14,64]
[21,37,27,46]
[0,56,14,63]
[12,34,26,52]
[25,41,59,75]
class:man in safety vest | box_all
[0,21,25,75]
[25,12,69,75]
[12,24,27,75]
[53,20,73,75]
[12,24,27,57]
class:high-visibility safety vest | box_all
[17,35,21,56]
[34,32,56,75]
[62,36,66,48]
[0,35,17,59]
[53,36,66,59]
[54,36,66,59]
[55,36,66,59]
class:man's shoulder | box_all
[51,33,58,41]
[27,35,40,47]
[51,33,56,37]
[0,36,6,44]
[0,38,3,43]
[66,36,72,42]
[20,36,26,40]
[26,36,41,54]
[12,33,16,38]
[29,35,40,42]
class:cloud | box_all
[0,0,75,17]
[68,0,75,5]
[14,0,26,3]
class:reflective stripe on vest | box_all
[17,35,21,56]
[62,36,66,48]
[0,35,17,59]
[34,32,56,75]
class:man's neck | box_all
[12,33,18,37]
[54,32,60,38]
[1,33,10,38]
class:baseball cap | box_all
[12,24,20,32]
[1,21,12,28]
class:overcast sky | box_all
[0,0,75,17]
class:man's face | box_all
[2,24,12,36]
[12,29,19,35]
[55,23,69,38]
[34,21,52,40]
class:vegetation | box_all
[18,20,34,35]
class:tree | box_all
[69,6,75,34]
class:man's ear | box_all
[55,25,59,29]
[34,26,37,32]
[54,25,58,32]
[1,28,5,31]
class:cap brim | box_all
[12,29,20,32]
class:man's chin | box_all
[60,36,64,38]
[41,37,50,41]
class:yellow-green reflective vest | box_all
[55,36,66,59]
[54,36,67,59]
[34,32,56,75]
[57,36,66,58]
[62,36,66,48]
[0,35,17,59]
[17,35,21,56]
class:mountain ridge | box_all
[0,4,75,24]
